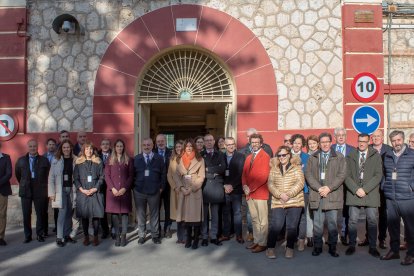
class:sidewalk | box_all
[0,225,410,276]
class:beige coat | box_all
[268,156,305,209]
[167,157,179,220]
[48,156,77,209]
[174,157,205,223]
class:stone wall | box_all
[27,0,343,132]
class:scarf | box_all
[182,151,195,170]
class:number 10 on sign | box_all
[351,72,380,103]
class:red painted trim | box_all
[384,84,414,94]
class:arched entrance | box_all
[93,4,278,152]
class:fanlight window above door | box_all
[137,49,233,102]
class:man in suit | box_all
[243,133,271,253]
[153,134,172,238]
[98,138,111,239]
[15,139,50,243]
[221,137,245,244]
[73,131,87,156]
[201,134,226,246]
[332,127,355,246]
[43,137,57,236]
[134,138,166,245]
[0,141,12,246]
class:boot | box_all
[307,237,314,247]
[83,235,90,246]
[298,239,305,251]
[115,234,121,247]
[285,247,294,258]
[93,235,99,246]
[165,226,172,239]
[185,226,192,248]
[192,226,200,250]
[120,234,127,247]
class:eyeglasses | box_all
[225,143,235,146]
[358,140,369,143]
[277,153,288,158]
[284,140,291,143]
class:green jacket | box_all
[344,147,383,207]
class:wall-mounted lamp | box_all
[52,14,85,35]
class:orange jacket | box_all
[242,150,270,200]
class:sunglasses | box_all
[277,153,289,158]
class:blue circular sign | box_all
[352,106,381,135]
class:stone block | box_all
[312,111,327,128]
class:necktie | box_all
[359,152,366,172]
[250,152,256,169]
[29,156,35,178]
[159,149,164,157]
[337,145,343,154]
[146,154,150,164]
[103,153,108,163]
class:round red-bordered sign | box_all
[351,72,380,103]
[0,114,19,141]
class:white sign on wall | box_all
[176,18,197,32]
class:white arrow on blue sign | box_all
[352,106,381,135]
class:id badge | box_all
[359,172,364,180]
[321,172,325,180]
[225,170,229,177]
[87,175,92,182]
[145,170,150,177]
[184,174,191,180]
[31,172,35,179]
[64,174,69,181]
[392,171,397,180]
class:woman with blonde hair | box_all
[105,139,134,247]
[74,141,105,246]
[175,138,205,249]
[266,145,305,259]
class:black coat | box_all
[74,156,105,218]
[0,153,12,196]
[133,153,166,195]
[15,153,50,199]
[202,149,226,203]
[153,147,172,192]
[224,151,245,194]
[239,143,273,158]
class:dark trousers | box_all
[386,198,414,256]
[53,208,59,230]
[202,203,220,239]
[378,191,388,241]
[348,206,378,248]
[159,186,171,231]
[223,193,242,237]
[313,201,338,248]
[134,191,160,239]
[21,196,48,238]
[100,187,109,235]
[82,218,99,236]
[111,213,128,235]
[267,207,302,249]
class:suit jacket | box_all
[133,153,166,195]
[224,151,245,194]
[201,149,226,203]
[153,147,172,192]
[15,153,50,198]
[332,143,355,157]
[0,153,12,196]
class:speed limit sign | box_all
[351,72,380,102]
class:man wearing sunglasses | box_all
[305,132,346,257]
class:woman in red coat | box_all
[104,139,134,247]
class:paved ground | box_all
[0,224,412,276]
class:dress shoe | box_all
[297,239,305,252]
[307,237,313,247]
[138,237,145,245]
[328,246,339,257]
[400,243,407,251]
[37,236,45,242]
[266,248,276,259]
[23,237,32,243]
[379,240,387,249]
[201,239,208,246]
[192,239,199,250]
[115,235,121,247]
[312,247,322,256]
[401,255,414,266]
[236,235,244,244]
[380,250,400,260]
[83,236,90,246]
[93,236,99,246]
[246,232,254,242]
[152,237,161,244]
[251,245,266,253]
[246,243,258,250]
[345,246,356,255]
[369,248,380,258]
[358,239,369,247]
[120,234,127,247]
[210,239,222,246]
[219,236,230,242]
[56,239,65,247]
[340,236,349,246]
[65,236,77,244]
[0,239,7,246]
[285,247,294,258]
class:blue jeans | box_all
[348,206,377,248]
[267,207,302,249]
[313,201,338,248]
[57,187,73,239]
[223,193,242,236]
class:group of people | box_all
[0,127,413,266]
